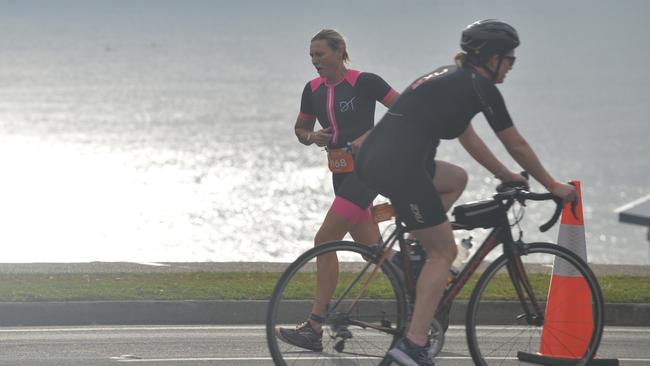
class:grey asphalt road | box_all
[0,325,646,365]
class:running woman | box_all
[355,20,577,365]
[277,29,399,350]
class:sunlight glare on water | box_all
[0,0,648,264]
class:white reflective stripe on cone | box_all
[553,224,588,277]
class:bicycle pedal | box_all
[334,340,345,353]
[331,325,352,339]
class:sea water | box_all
[0,0,648,263]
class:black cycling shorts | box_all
[331,172,378,223]
[386,163,447,230]
[357,155,445,230]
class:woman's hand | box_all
[551,182,577,204]
[309,127,333,147]
[350,131,369,154]
[498,170,530,190]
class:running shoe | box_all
[387,337,435,366]
[276,321,323,352]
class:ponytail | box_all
[455,51,487,68]
[454,52,466,67]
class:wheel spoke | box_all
[465,243,604,366]
[267,241,406,366]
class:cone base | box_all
[517,351,619,366]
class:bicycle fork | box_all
[507,243,546,326]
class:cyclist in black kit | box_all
[277,29,399,351]
[356,20,577,366]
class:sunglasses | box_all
[502,55,516,66]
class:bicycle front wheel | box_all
[266,240,408,366]
[466,242,604,366]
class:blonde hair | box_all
[455,49,497,68]
[454,52,467,67]
[311,29,350,64]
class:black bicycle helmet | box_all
[461,19,520,57]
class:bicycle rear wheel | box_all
[266,240,407,366]
[466,242,604,366]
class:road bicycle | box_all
[266,180,604,365]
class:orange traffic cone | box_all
[519,181,618,365]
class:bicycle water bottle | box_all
[448,236,473,284]
[408,241,427,280]
[391,240,427,281]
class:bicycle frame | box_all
[438,213,546,325]
[374,208,546,326]
[326,203,548,330]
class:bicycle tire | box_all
[266,240,408,366]
[466,242,604,366]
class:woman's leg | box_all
[309,209,354,332]
[432,160,468,211]
[308,171,380,330]
[309,199,378,331]
[276,208,357,350]
[348,213,381,245]
[407,222,457,345]
[390,160,467,346]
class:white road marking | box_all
[0,324,647,333]
[112,355,650,363]
[0,325,265,333]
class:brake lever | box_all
[517,196,527,207]
[539,181,579,232]
[569,181,579,220]
[571,199,579,219]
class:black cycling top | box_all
[300,69,396,149]
[358,64,513,173]
[355,64,514,229]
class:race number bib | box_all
[327,148,355,173]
